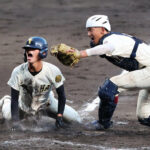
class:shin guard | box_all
[98,79,119,128]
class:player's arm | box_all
[55,84,66,128]
[79,42,114,58]
[56,84,66,115]
[11,88,19,121]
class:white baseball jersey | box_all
[86,33,150,67]
[7,61,65,113]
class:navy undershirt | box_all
[29,69,41,76]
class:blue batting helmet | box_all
[23,36,48,59]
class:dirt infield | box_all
[0,0,150,149]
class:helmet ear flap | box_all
[39,48,48,59]
[24,51,27,62]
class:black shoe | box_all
[138,116,150,126]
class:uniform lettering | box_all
[40,85,50,92]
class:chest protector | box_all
[91,32,143,71]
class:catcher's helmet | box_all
[86,15,111,31]
[23,36,48,59]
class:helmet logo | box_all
[28,38,32,44]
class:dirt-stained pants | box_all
[0,91,81,123]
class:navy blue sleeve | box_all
[11,88,19,121]
[56,85,66,115]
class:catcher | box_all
[0,36,81,129]
[51,15,150,130]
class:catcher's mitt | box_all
[50,43,80,66]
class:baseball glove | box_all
[50,43,80,66]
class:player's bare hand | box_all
[67,49,81,59]
[66,49,76,53]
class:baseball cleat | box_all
[85,120,113,130]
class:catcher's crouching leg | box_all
[136,89,150,126]
[48,91,82,123]
[95,79,119,130]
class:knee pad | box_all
[98,78,119,102]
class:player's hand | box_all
[55,116,64,129]
[66,49,75,53]
[67,49,80,58]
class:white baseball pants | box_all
[0,91,81,123]
[110,68,150,120]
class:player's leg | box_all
[0,95,11,120]
[47,91,81,123]
[136,89,150,126]
[92,68,150,130]
[93,79,119,130]
[110,67,150,90]
[110,67,150,127]
[0,95,28,121]
[89,70,127,130]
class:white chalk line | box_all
[1,137,149,150]
[0,137,150,150]
[84,97,100,112]
[0,138,105,149]
[78,96,100,120]
[78,96,129,125]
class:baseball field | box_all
[0,0,150,149]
